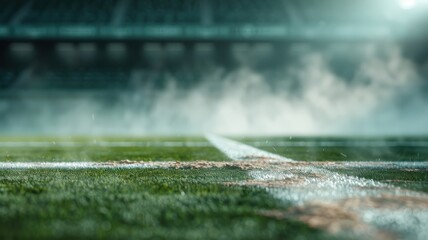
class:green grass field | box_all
[0,136,228,162]
[237,136,428,161]
[0,136,427,239]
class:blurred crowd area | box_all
[1,0,427,94]
[0,0,427,134]
[0,41,427,94]
[1,0,417,26]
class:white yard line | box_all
[0,162,170,169]
[250,140,428,148]
[205,134,293,162]
[325,161,428,170]
[0,160,426,170]
[205,134,428,240]
[0,136,427,238]
[0,141,211,147]
[206,134,405,202]
[0,158,428,172]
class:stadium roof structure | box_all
[0,0,427,40]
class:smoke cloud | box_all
[1,43,427,136]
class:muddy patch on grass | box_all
[260,204,396,240]
[340,195,428,210]
[235,166,427,239]
[97,160,428,172]
[259,195,428,239]
[99,159,297,170]
[225,178,306,188]
[225,161,428,240]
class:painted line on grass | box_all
[0,162,172,169]
[3,140,427,148]
[324,161,428,170]
[205,134,293,162]
[250,140,428,148]
[205,134,428,240]
[206,134,406,201]
[0,160,427,171]
[0,141,212,147]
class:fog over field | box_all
[1,43,427,136]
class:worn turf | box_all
[239,136,428,194]
[0,136,427,239]
[332,168,428,194]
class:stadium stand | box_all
[0,0,24,24]
[294,0,393,24]
[0,0,426,92]
[0,0,422,39]
[20,0,118,25]
[212,0,286,24]
[36,68,130,90]
[125,0,200,25]
[0,69,17,89]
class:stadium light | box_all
[399,0,417,9]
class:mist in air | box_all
[1,42,427,136]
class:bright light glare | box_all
[399,0,417,9]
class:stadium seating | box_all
[0,0,417,28]
[35,67,130,90]
[0,0,24,24]
[0,69,17,89]
[20,0,118,25]
[0,66,130,91]
[0,0,290,31]
[212,0,286,24]
[0,0,416,40]
[294,0,391,24]
[125,0,200,25]
[0,0,425,93]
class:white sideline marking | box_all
[250,140,428,148]
[0,162,167,169]
[205,134,428,240]
[0,161,426,170]
[205,134,293,162]
[326,161,428,170]
[0,141,211,147]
